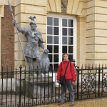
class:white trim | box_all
[0,17,1,71]
[73,17,77,64]
[59,17,62,62]
[46,16,47,49]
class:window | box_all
[47,15,77,71]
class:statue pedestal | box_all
[25,74,54,99]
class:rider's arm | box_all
[12,19,28,34]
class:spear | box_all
[8,0,27,63]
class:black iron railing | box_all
[0,65,107,107]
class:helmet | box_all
[29,16,36,25]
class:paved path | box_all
[35,98,107,107]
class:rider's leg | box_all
[26,57,34,71]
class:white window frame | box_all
[46,14,77,64]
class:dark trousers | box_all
[60,80,75,103]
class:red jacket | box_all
[57,61,76,81]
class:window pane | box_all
[68,46,73,53]
[54,27,59,35]
[54,54,58,62]
[49,64,53,72]
[68,19,73,27]
[68,37,73,45]
[69,55,73,61]
[54,45,59,53]
[47,26,52,34]
[54,18,59,26]
[54,36,59,44]
[68,28,73,36]
[47,17,52,25]
[62,28,67,35]
[62,37,67,44]
[62,19,67,27]
[47,36,52,44]
[54,64,58,72]
[48,54,52,62]
[62,46,67,53]
[47,45,52,53]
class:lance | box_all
[8,0,27,63]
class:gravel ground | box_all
[35,98,107,107]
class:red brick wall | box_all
[1,5,14,67]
